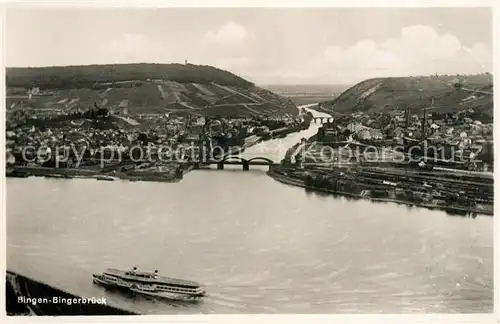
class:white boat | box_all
[92,267,206,301]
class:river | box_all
[6,105,493,314]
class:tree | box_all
[304,174,314,187]
[96,108,110,118]
[137,133,149,145]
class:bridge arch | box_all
[221,155,246,163]
[209,155,275,170]
[247,157,274,164]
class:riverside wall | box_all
[267,166,493,216]
[6,271,137,316]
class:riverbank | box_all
[241,121,309,147]
[271,106,494,216]
[267,166,493,217]
[6,271,137,315]
[6,165,182,183]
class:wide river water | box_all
[7,107,493,314]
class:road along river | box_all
[7,105,493,314]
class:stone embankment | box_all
[6,270,137,315]
[6,165,181,183]
[267,165,493,216]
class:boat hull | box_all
[92,275,131,293]
[129,288,204,301]
[92,274,205,302]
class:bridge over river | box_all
[6,104,493,315]
[185,156,277,171]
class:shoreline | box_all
[267,167,493,217]
[6,271,137,315]
[5,123,309,183]
[6,166,182,183]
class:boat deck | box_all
[103,268,201,287]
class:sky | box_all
[5,7,493,85]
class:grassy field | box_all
[319,74,493,118]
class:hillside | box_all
[319,74,493,119]
[6,63,298,117]
[6,63,254,89]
